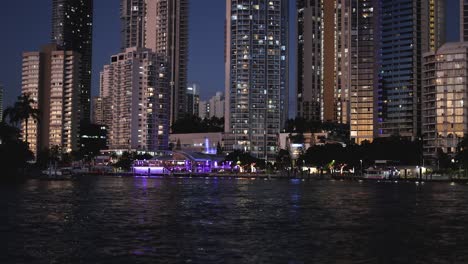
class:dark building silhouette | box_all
[51,0,94,123]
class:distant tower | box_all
[186,83,200,116]
[225,0,289,161]
[120,0,189,125]
[346,0,380,144]
[51,0,93,123]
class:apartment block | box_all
[422,42,468,163]
[101,47,170,151]
[225,0,289,160]
[21,44,81,155]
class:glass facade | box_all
[347,0,378,144]
[377,0,444,140]
[378,0,421,139]
[423,43,468,163]
[225,0,289,161]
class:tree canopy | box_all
[284,117,349,143]
[171,114,224,134]
[299,136,423,169]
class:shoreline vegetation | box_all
[2,95,468,185]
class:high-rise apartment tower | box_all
[52,0,93,123]
[120,0,189,124]
[101,48,170,151]
[22,44,82,156]
[225,0,289,160]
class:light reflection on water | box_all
[1,177,468,263]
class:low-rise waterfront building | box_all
[133,151,231,175]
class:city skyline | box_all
[0,0,461,114]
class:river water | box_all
[1,176,468,263]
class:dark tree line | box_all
[1,94,37,179]
[171,114,224,134]
[285,117,350,143]
[299,136,423,169]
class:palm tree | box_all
[3,93,40,143]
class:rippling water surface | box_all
[1,176,468,263]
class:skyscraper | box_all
[346,0,379,144]
[52,0,93,123]
[22,44,82,156]
[296,0,322,122]
[101,48,170,151]
[377,0,444,139]
[199,100,209,120]
[462,0,468,41]
[296,0,348,124]
[225,0,289,160]
[422,42,468,163]
[120,0,189,125]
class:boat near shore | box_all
[41,167,72,180]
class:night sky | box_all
[0,0,461,116]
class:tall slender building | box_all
[101,48,170,151]
[225,0,289,160]
[296,0,348,124]
[462,0,468,41]
[120,0,189,124]
[22,44,82,156]
[377,0,445,140]
[296,0,322,122]
[52,0,93,123]
[346,0,380,144]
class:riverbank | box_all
[65,171,468,184]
